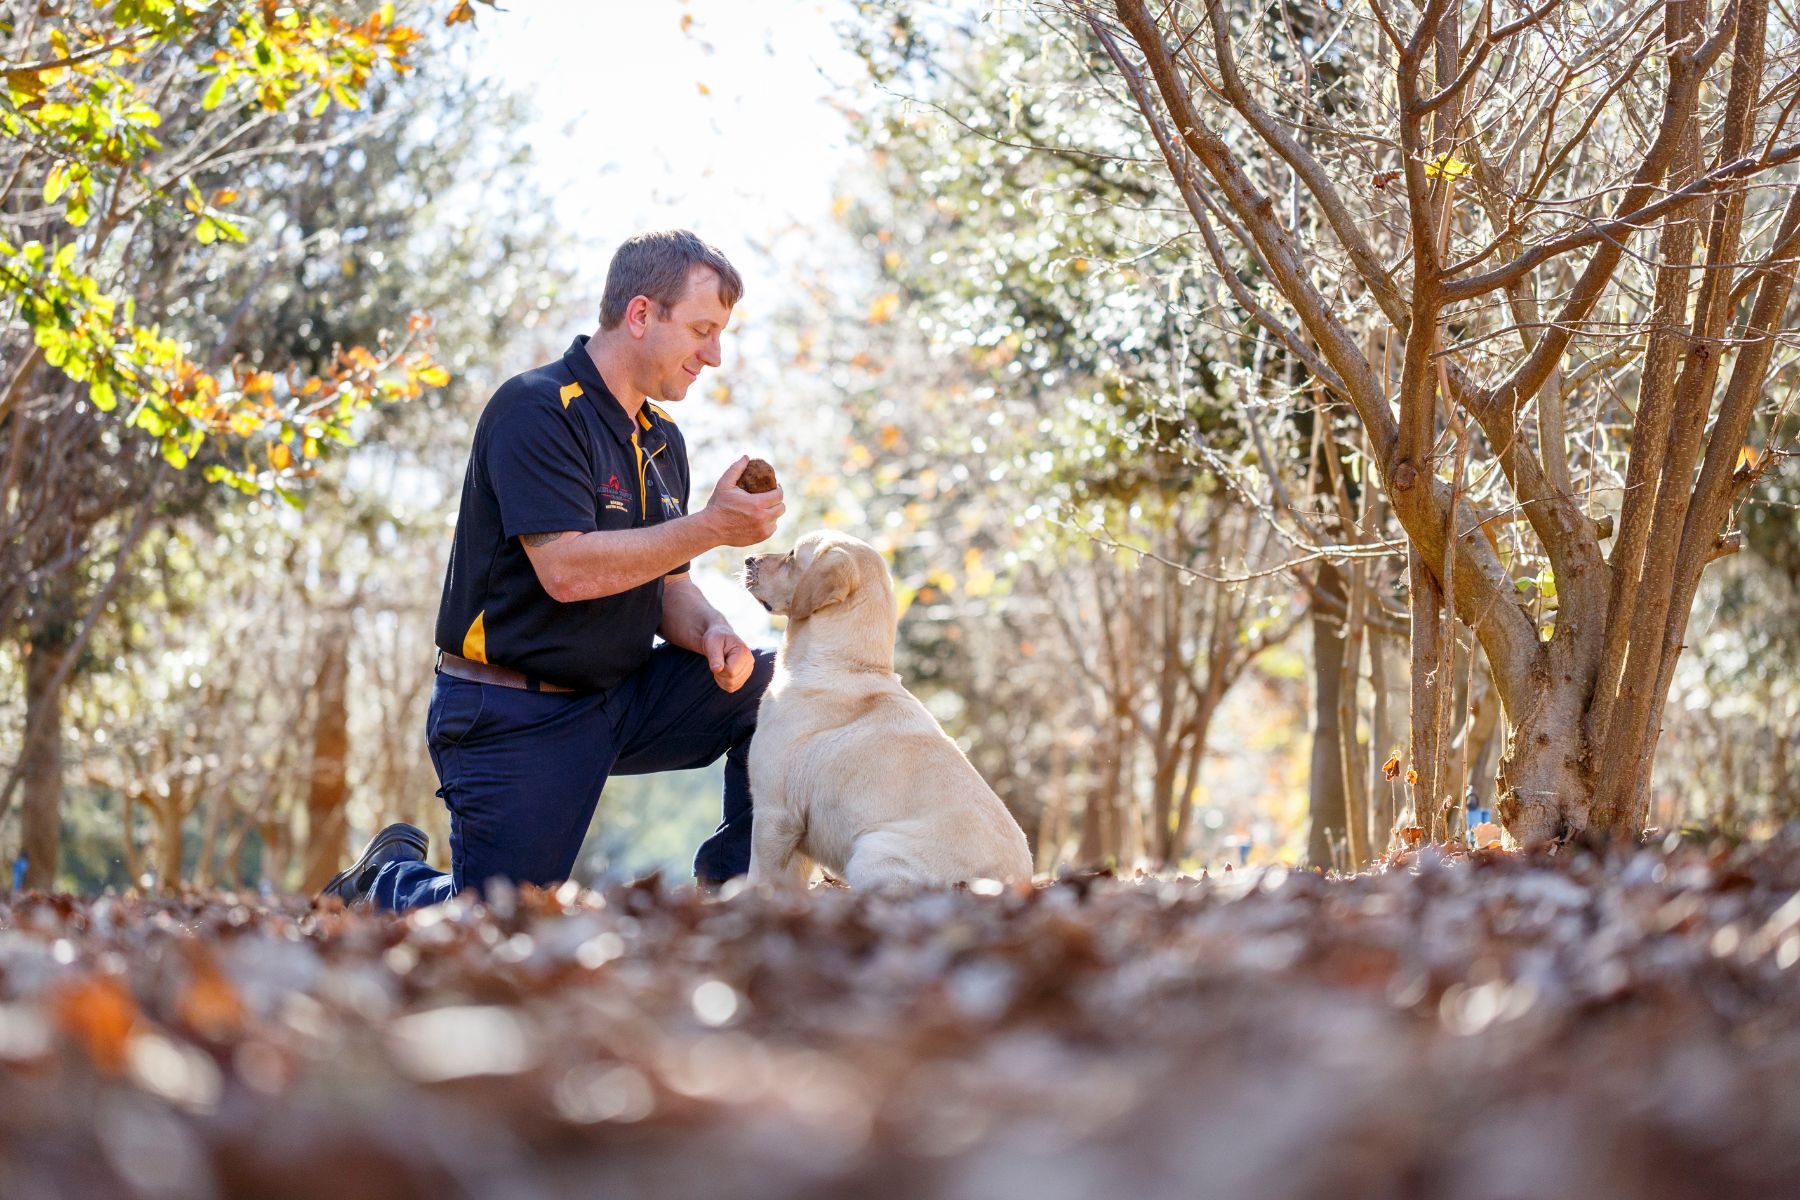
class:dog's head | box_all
[744,530,893,623]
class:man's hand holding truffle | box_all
[701,455,784,546]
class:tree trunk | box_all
[1306,561,1349,870]
[1495,647,1593,843]
[20,635,68,890]
[259,813,290,893]
[120,787,142,886]
[1338,564,1371,867]
[299,636,351,895]
[1370,631,1396,852]
[155,784,186,890]
[1167,699,1216,866]
[1035,741,1070,873]
[194,786,226,888]
[1078,784,1110,865]
[1407,547,1449,839]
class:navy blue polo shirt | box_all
[434,336,692,691]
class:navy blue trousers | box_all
[371,644,774,911]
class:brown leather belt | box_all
[436,650,578,694]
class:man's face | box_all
[639,265,731,403]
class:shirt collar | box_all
[563,335,643,446]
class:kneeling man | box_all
[320,230,784,909]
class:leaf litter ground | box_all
[2,833,1798,1200]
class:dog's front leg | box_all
[748,808,811,889]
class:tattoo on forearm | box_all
[521,531,570,548]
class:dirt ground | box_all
[2,832,1797,1200]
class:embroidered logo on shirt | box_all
[598,473,632,507]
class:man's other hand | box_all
[705,625,755,692]
[702,456,784,547]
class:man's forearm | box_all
[527,512,722,602]
[658,575,731,652]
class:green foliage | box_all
[1,1,447,495]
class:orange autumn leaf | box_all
[1382,755,1401,781]
[178,955,246,1040]
[52,975,138,1072]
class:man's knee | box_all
[747,647,776,694]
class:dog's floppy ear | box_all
[789,545,855,620]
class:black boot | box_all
[315,823,429,907]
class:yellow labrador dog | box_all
[742,530,1033,890]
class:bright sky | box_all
[469,0,870,638]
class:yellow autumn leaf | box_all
[963,548,996,598]
[269,442,292,471]
[1425,154,1471,180]
[417,365,450,387]
[865,292,900,324]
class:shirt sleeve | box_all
[485,394,596,540]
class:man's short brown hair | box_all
[599,230,743,330]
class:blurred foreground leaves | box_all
[2,834,1799,1198]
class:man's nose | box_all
[699,334,722,367]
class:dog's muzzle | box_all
[742,559,772,611]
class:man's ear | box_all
[789,546,855,621]
[626,294,653,336]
